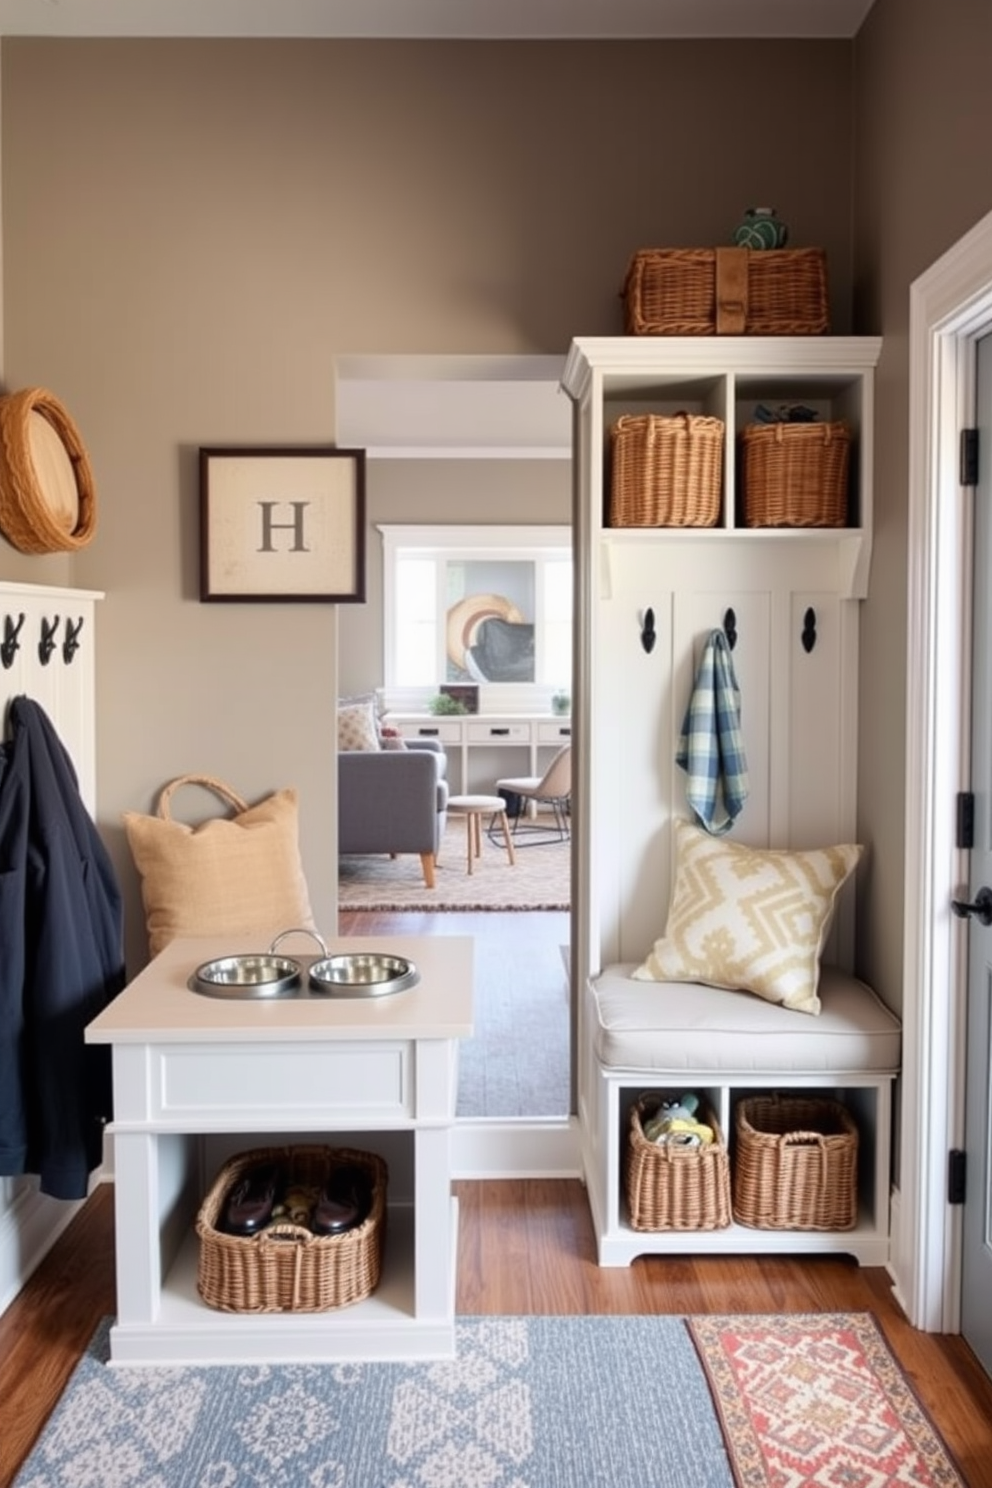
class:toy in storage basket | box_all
[609,413,724,527]
[622,246,830,337]
[196,1144,387,1313]
[624,1094,731,1231]
[741,420,851,527]
[732,1095,858,1231]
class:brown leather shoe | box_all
[222,1162,281,1235]
[312,1164,372,1236]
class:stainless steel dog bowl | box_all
[308,952,419,998]
[189,954,303,999]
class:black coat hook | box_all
[63,615,85,665]
[801,607,817,654]
[641,606,656,654]
[1,612,25,669]
[39,615,60,666]
[723,607,738,650]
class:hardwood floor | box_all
[2,1179,992,1488]
[3,911,990,1486]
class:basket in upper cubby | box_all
[741,419,851,527]
[622,247,830,336]
[608,412,724,527]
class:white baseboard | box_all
[451,1117,581,1178]
[887,1185,909,1314]
[0,1180,83,1316]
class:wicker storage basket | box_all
[624,1094,732,1231]
[196,1144,387,1313]
[623,247,829,336]
[733,1095,858,1231]
[609,412,724,527]
[741,419,851,527]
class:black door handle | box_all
[951,886,992,925]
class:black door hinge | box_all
[957,791,975,850]
[961,428,979,487]
[949,1148,967,1204]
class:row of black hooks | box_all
[1,613,85,670]
[638,606,819,655]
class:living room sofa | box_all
[338,739,449,887]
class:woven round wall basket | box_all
[0,387,97,553]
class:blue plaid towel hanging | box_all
[676,628,749,835]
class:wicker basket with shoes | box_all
[732,1095,858,1231]
[196,1144,387,1313]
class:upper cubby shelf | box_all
[561,336,882,599]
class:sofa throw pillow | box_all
[632,819,862,1015]
[337,698,381,752]
[123,774,316,958]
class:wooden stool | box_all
[446,794,516,875]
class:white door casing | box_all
[958,330,992,1375]
[901,206,992,1332]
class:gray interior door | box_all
[960,330,992,1378]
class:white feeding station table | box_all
[85,932,473,1366]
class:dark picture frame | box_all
[199,446,366,602]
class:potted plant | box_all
[428,692,469,716]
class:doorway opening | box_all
[333,356,581,1179]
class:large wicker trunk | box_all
[623,246,829,336]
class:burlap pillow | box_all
[123,775,316,957]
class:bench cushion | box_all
[590,964,901,1076]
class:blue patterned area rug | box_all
[15,1314,734,1488]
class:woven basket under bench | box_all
[624,1094,731,1231]
[196,1144,387,1313]
[732,1095,858,1231]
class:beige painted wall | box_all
[850,0,992,1012]
[0,37,853,975]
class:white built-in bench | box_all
[580,965,902,1267]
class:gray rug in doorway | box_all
[14,1315,734,1488]
[455,925,570,1119]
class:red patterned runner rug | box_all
[688,1311,967,1488]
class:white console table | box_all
[85,932,473,1366]
[387,712,571,796]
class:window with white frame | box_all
[379,525,572,703]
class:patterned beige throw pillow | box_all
[633,820,862,1015]
[337,699,381,752]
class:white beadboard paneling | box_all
[1,582,103,811]
[0,581,104,1316]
